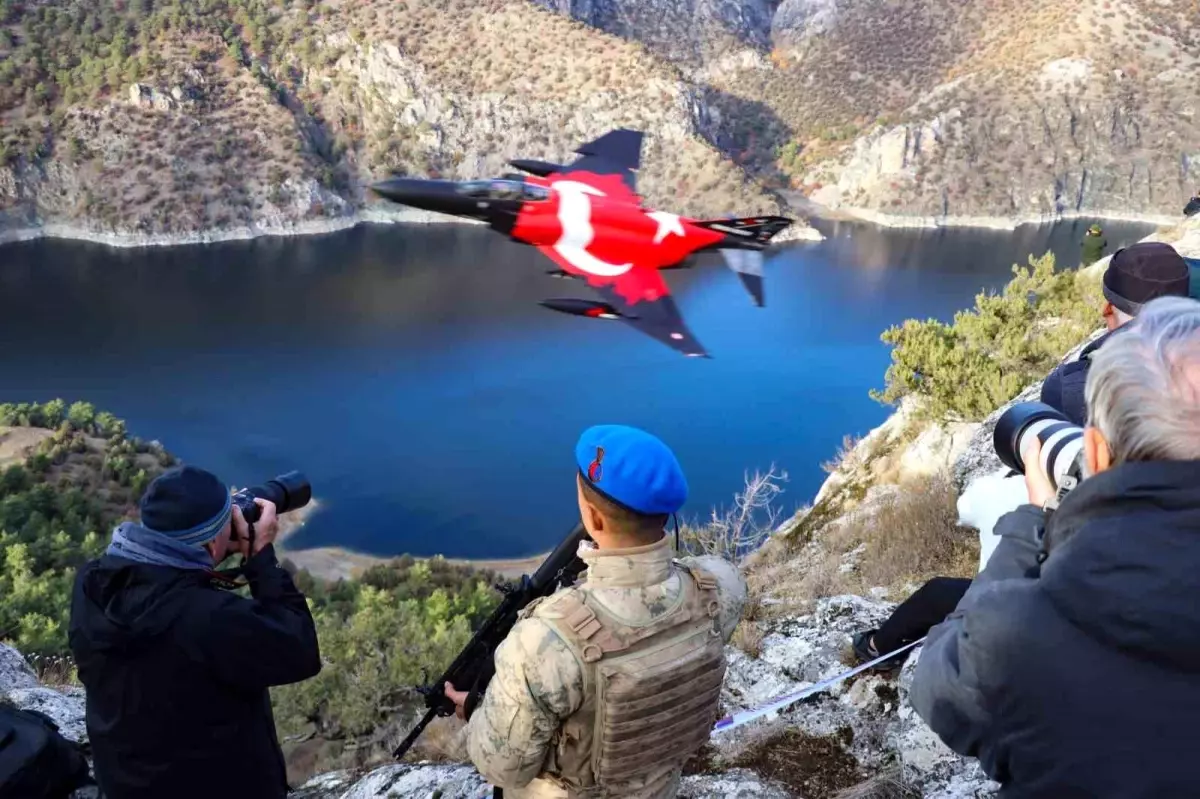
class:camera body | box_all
[993,402,1084,505]
[230,471,312,539]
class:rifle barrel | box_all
[393,706,439,759]
[393,522,589,761]
[530,523,588,588]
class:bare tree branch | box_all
[679,465,788,564]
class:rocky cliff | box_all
[531,0,778,69]
[540,0,1200,224]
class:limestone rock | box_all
[294,764,488,798]
[8,685,88,743]
[533,0,776,65]
[681,769,793,797]
[721,596,995,797]
[0,643,39,694]
[772,0,840,42]
[127,83,177,112]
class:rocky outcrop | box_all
[771,0,839,43]
[531,0,777,66]
[793,51,1200,224]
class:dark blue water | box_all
[0,217,1153,558]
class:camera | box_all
[993,402,1084,496]
[230,471,312,538]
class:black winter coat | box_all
[68,544,321,799]
[911,460,1200,798]
[1038,329,1116,426]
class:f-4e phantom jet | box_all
[370,129,794,357]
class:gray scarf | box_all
[107,522,214,571]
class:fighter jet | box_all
[369,129,794,357]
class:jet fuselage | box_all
[370,174,768,279]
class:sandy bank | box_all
[273,502,547,582]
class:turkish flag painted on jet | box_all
[513,172,724,306]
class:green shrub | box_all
[271,558,498,740]
[872,252,1103,421]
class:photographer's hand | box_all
[1023,438,1056,509]
[230,505,253,559]
[250,498,279,556]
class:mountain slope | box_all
[542,0,1200,222]
[0,0,784,242]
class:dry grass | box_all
[833,475,975,592]
[732,727,862,799]
[821,434,865,475]
[0,426,53,470]
[834,768,922,799]
[27,653,78,688]
[750,473,976,615]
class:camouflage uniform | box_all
[466,537,746,798]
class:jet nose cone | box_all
[370,177,488,221]
[369,177,444,207]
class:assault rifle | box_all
[392,523,591,760]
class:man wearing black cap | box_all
[445,425,747,799]
[68,466,321,799]
[1041,241,1191,426]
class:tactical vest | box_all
[531,562,726,798]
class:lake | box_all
[0,217,1154,559]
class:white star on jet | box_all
[647,211,685,245]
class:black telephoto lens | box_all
[232,471,312,526]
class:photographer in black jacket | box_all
[1040,242,1190,425]
[68,466,321,799]
[911,296,1200,797]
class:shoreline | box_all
[816,204,1177,232]
[0,206,479,249]
[1,203,829,249]
[273,502,547,582]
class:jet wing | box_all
[589,279,708,358]
[559,129,643,195]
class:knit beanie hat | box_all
[139,466,232,546]
[1103,242,1190,317]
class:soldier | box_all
[1081,223,1107,266]
[445,424,747,798]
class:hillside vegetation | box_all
[0,0,782,240]
[0,401,172,657]
[873,251,1104,421]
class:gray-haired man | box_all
[910,295,1200,798]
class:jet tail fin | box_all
[721,250,765,307]
[694,216,793,245]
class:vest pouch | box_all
[590,621,726,787]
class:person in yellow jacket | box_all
[445,425,746,798]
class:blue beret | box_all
[575,425,688,515]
